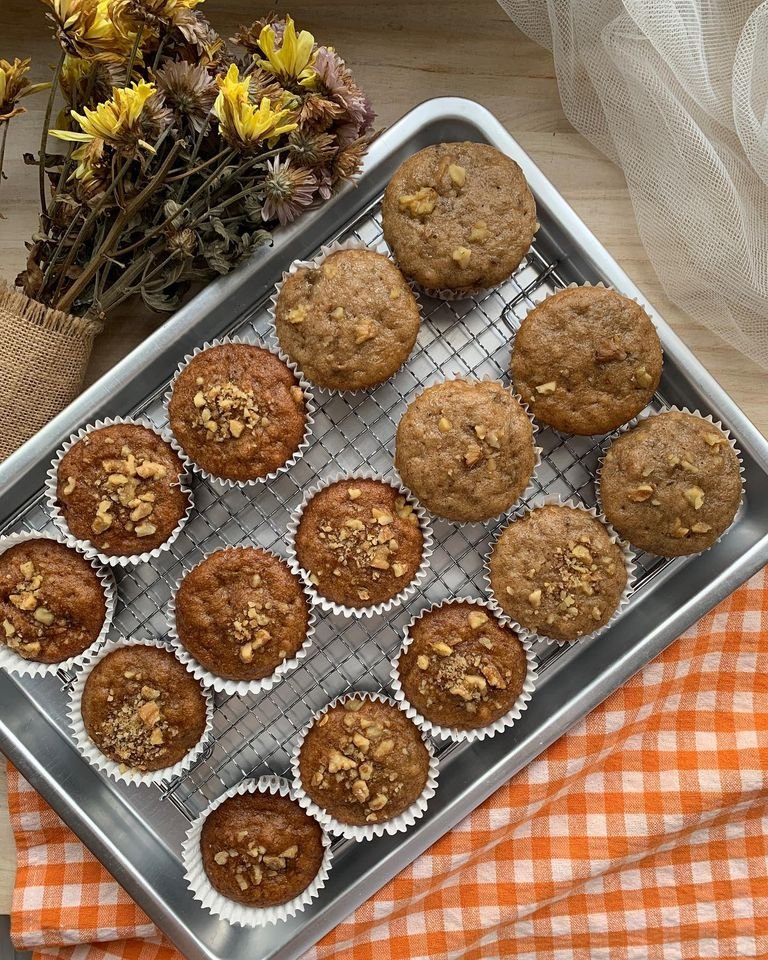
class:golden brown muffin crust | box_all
[298,697,430,826]
[398,601,528,730]
[511,286,663,435]
[395,379,536,522]
[599,411,741,556]
[168,343,307,482]
[489,505,628,642]
[200,792,324,907]
[56,423,188,557]
[275,249,420,390]
[382,142,537,292]
[0,539,106,663]
[81,645,207,772]
[294,479,424,608]
[174,548,310,681]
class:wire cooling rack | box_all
[3,195,673,824]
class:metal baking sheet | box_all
[0,98,767,960]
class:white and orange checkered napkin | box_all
[10,566,768,960]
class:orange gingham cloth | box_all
[8,566,768,960]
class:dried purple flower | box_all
[154,61,216,132]
[261,156,316,225]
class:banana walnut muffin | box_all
[395,379,536,522]
[298,696,431,827]
[511,286,663,435]
[200,791,325,908]
[0,538,107,663]
[174,547,311,682]
[168,343,308,482]
[293,478,424,609]
[396,601,529,731]
[274,248,420,390]
[382,141,537,294]
[81,644,208,773]
[55,422,188,557]
[488,504,628,642]
[599,411,742,556]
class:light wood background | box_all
[0,0,766,918]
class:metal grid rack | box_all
[3,196,673,827]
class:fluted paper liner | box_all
[392,374,542,525]
[268,237,424,394]
[67,636,214,787]
[290,691,440,841]
[162,335,315,488]
[286,469,434,619]
[484,496,636,647]
[46,416,193,567]
[168,546,317,696]
[595,405,745,556]
[181,775,333,927]
[390,597,538,742]
[0,531,116,679]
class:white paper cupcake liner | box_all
[268,237,424,395]
[0,531,116,679]
[167,546,317,696]
[484,496,637,647]
[181,775,333,927]
[413,225,540,301]
[392,374,542,525]
[67,636,214,787]
[162,335,316,488]
[286,468,434,619]
[595,405,746,556]
[290,690,440,841]
[45,416,194,568]
[389,597,538,742]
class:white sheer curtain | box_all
[498,0,768,369]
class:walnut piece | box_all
[535,381,557,395]
[451,246,472,268]
[399,187,438,218]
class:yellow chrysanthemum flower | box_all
[43,0,130,63]
[214,64,297,152]
[257,16,317,87]
[50,79,158,178]
[0,58,50,122]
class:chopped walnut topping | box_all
[448,163,466,187]
[389,286,401,300]
[671,519,690,538]
[691,521,712,534]
[451,246,472,268]
[467,610,488,630]
[399,186,438,218]
[431,641,453,657]
[287,305,306,324]
[528,588,542,608]
[62,476,76,495]
[635,366,654,388]
[628,484,654,502]
[469,221,488,242]
[354,321,376,345]
[535,381,557,395]
[704,432,728,448]
[191,381,268,444]
[684,486,705,510]
[331,306,345,320]
[438,417,452,432]
[347,487,362,500]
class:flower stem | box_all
[38,50,65,218]
[56,140,184,312]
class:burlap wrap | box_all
[0,284,100,461]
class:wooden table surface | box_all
[0,0,766,920]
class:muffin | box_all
[80,644,208,773]
[511,286,663,435]
[297,696,431,827]
[395,379,536,522]
[0,538,107,664]
[381,141,537,294]
[396,601,529,731]
[200,791,325,908]
[274,248,420,390]
[599,411,742,556]
[488,504,628,642]
[293,478,425,609]
[174,547,311,682]
[55,422,188,558]
[168,342,308,483]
